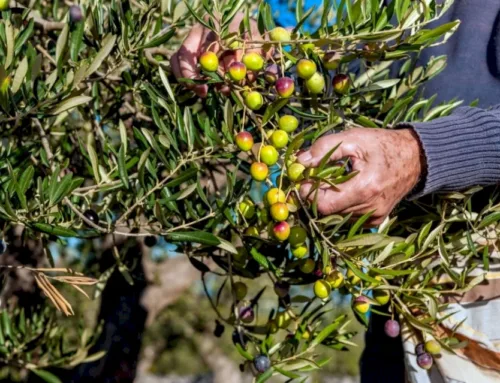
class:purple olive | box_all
[417,353,433,370]
[415,343,425,355]
[274,281,290,298]
[264,64,279,84]
[275,77,294,98]
[384,320,400,338]
[239,306,255,323]
[69,5,83,23]
[253,355,271,373]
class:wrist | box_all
[397,128,427,193]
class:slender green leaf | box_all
[87,140,100,183]
[4,20,14,69]
[159,67,176,103]
[337,234,385,248]
[70,21,85,61]
[118,146,129,189]
[478,212,500,229]
[139,28,176,49]
[421,224,444,253]
[262,98,289,125]
[11,57,28,93]
[256,368,273,383]
[18,166,34,195]
[348,211,374,238]
[56,23,69,65]
[14,19,34,55]
[30,370,62,383]
[182,0,212,29]
[50,96,93,115]
[165,231,220,246]
[311,319,343,347]
[235,343,253,360]
[52,174,73,205]
[86,34,117,77]
[32,223,78,238]
[250,247,269,269]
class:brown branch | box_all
[33,118,53,163]
[10,3,65,31]
[34,17,65,32]
[35,44,57,66]
[144,47,173,67]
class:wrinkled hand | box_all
[171,13,269,98]
[297,128,424,225]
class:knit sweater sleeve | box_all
[396,106,500,199]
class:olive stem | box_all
[292,188,342,258]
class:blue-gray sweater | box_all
[363,1,500,381]
[403,0,500,196]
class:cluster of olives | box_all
[415,340,442,370]
[197,27,406,373]
[347,275,398,337]
[203,28,354,266]
[238,186,308,251]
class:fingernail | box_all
[297,151,312,164]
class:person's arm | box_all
[398,105,500,198]
[297,105,500,225]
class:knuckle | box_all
[352,144,367,159]
[312,136,334,156]
[365,181,381,196]
[359,185,373,200]
[371,184,382,196]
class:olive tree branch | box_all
[9,2,65,31]
[114,152,211,225]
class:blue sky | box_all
[269,0,324,29]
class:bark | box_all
[0,226,44,313]
[63,237,148,383]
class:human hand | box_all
[297,128,425,225]
[170,13,270,98]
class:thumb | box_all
[297,132,354,168]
